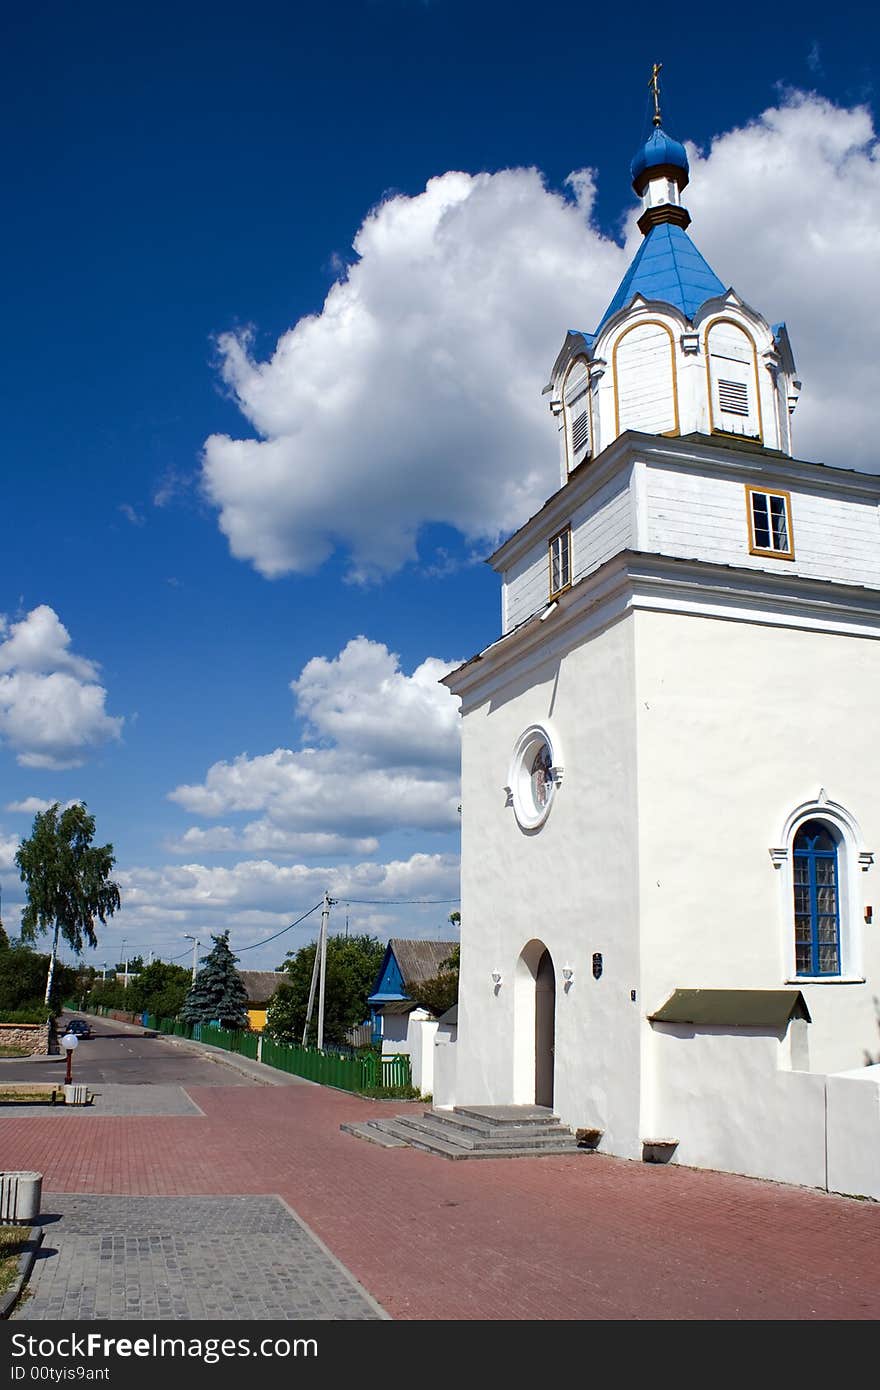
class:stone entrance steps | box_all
[342,1104,591,1160]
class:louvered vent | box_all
[571,411,590,453]
[718,379,749,416]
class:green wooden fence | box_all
[259,1037,411,1092]
[143,1013,411,1093]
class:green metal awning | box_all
[648,989,811,1027]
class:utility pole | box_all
[184,934,200,982]
[316,890,331,1052]
[121,939,129,989]
[302,892,332,1049]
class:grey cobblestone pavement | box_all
[14,1195,387,1321]
[0,1085,202,1117]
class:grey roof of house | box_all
[380,999,419,1017]
[390,939,458,988]
[237,970,287,1004]
[648,989,811,1027]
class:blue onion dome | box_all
[630,127,689,192]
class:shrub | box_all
[0,1005,51,1024]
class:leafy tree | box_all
[0,942,76,1018]
[15,803,121,1004]
[87,979,130,1011]
[0,919,8,950]
[266,934,385,1047]
[126,960,191,1018]
[180,932,249,1029]
[408,943,460,1017]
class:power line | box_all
[235,901,324,953]
[165,901,324,965]
[340,899,460,908]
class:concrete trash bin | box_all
[0,1171,43,1222]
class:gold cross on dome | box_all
[649,62,663,127]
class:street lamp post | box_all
[183,935,200,982]
[61,1030,79,1086]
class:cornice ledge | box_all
[637,435,880,497]
[489,440,639,572]
[627,552,880,609]
[444,555,636,698]
[444,550,880,702]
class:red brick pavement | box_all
[2,1083,878,1320]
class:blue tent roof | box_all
[595,222,726,334]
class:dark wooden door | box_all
[535,949,555,1107]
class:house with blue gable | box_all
[367,938,458,1059]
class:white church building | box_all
[435,103,880,1198]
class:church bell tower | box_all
[547,66,802,483]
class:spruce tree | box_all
[180,931,249,1029]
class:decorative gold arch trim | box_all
[612,318,679,439]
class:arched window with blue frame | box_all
[793,820,841,976]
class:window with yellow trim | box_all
[746,487,794,559]
[549,527,571,597]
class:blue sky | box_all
[2,1,878,971]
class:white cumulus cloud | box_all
[0,607,122,770]
[168,637,461,842]
[202,93,880,583]
[292,637,461,770]
[107,851,460,963]
[683,93,880,469]
[203,167,622,580]
[168,824,380,857]
[0,831,19,874]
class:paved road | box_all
[3,1043,879,1320]
[2,1014,255,1086]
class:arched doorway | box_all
[535,948,556,1108]
[513,940,556,1107]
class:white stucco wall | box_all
[634,607,880,1076]
[433,1033,457,1109]
[455,468,880,1191]
[455,613,643,1158]
[406,1016,438,1096]
[826,1067,880,1199]
[649,1024,827,1188]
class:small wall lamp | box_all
[491,969,502,986]
[562,964,574,982]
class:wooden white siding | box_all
[614,322,677,437]
[644,465,880,587]
[502,474,634,633]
